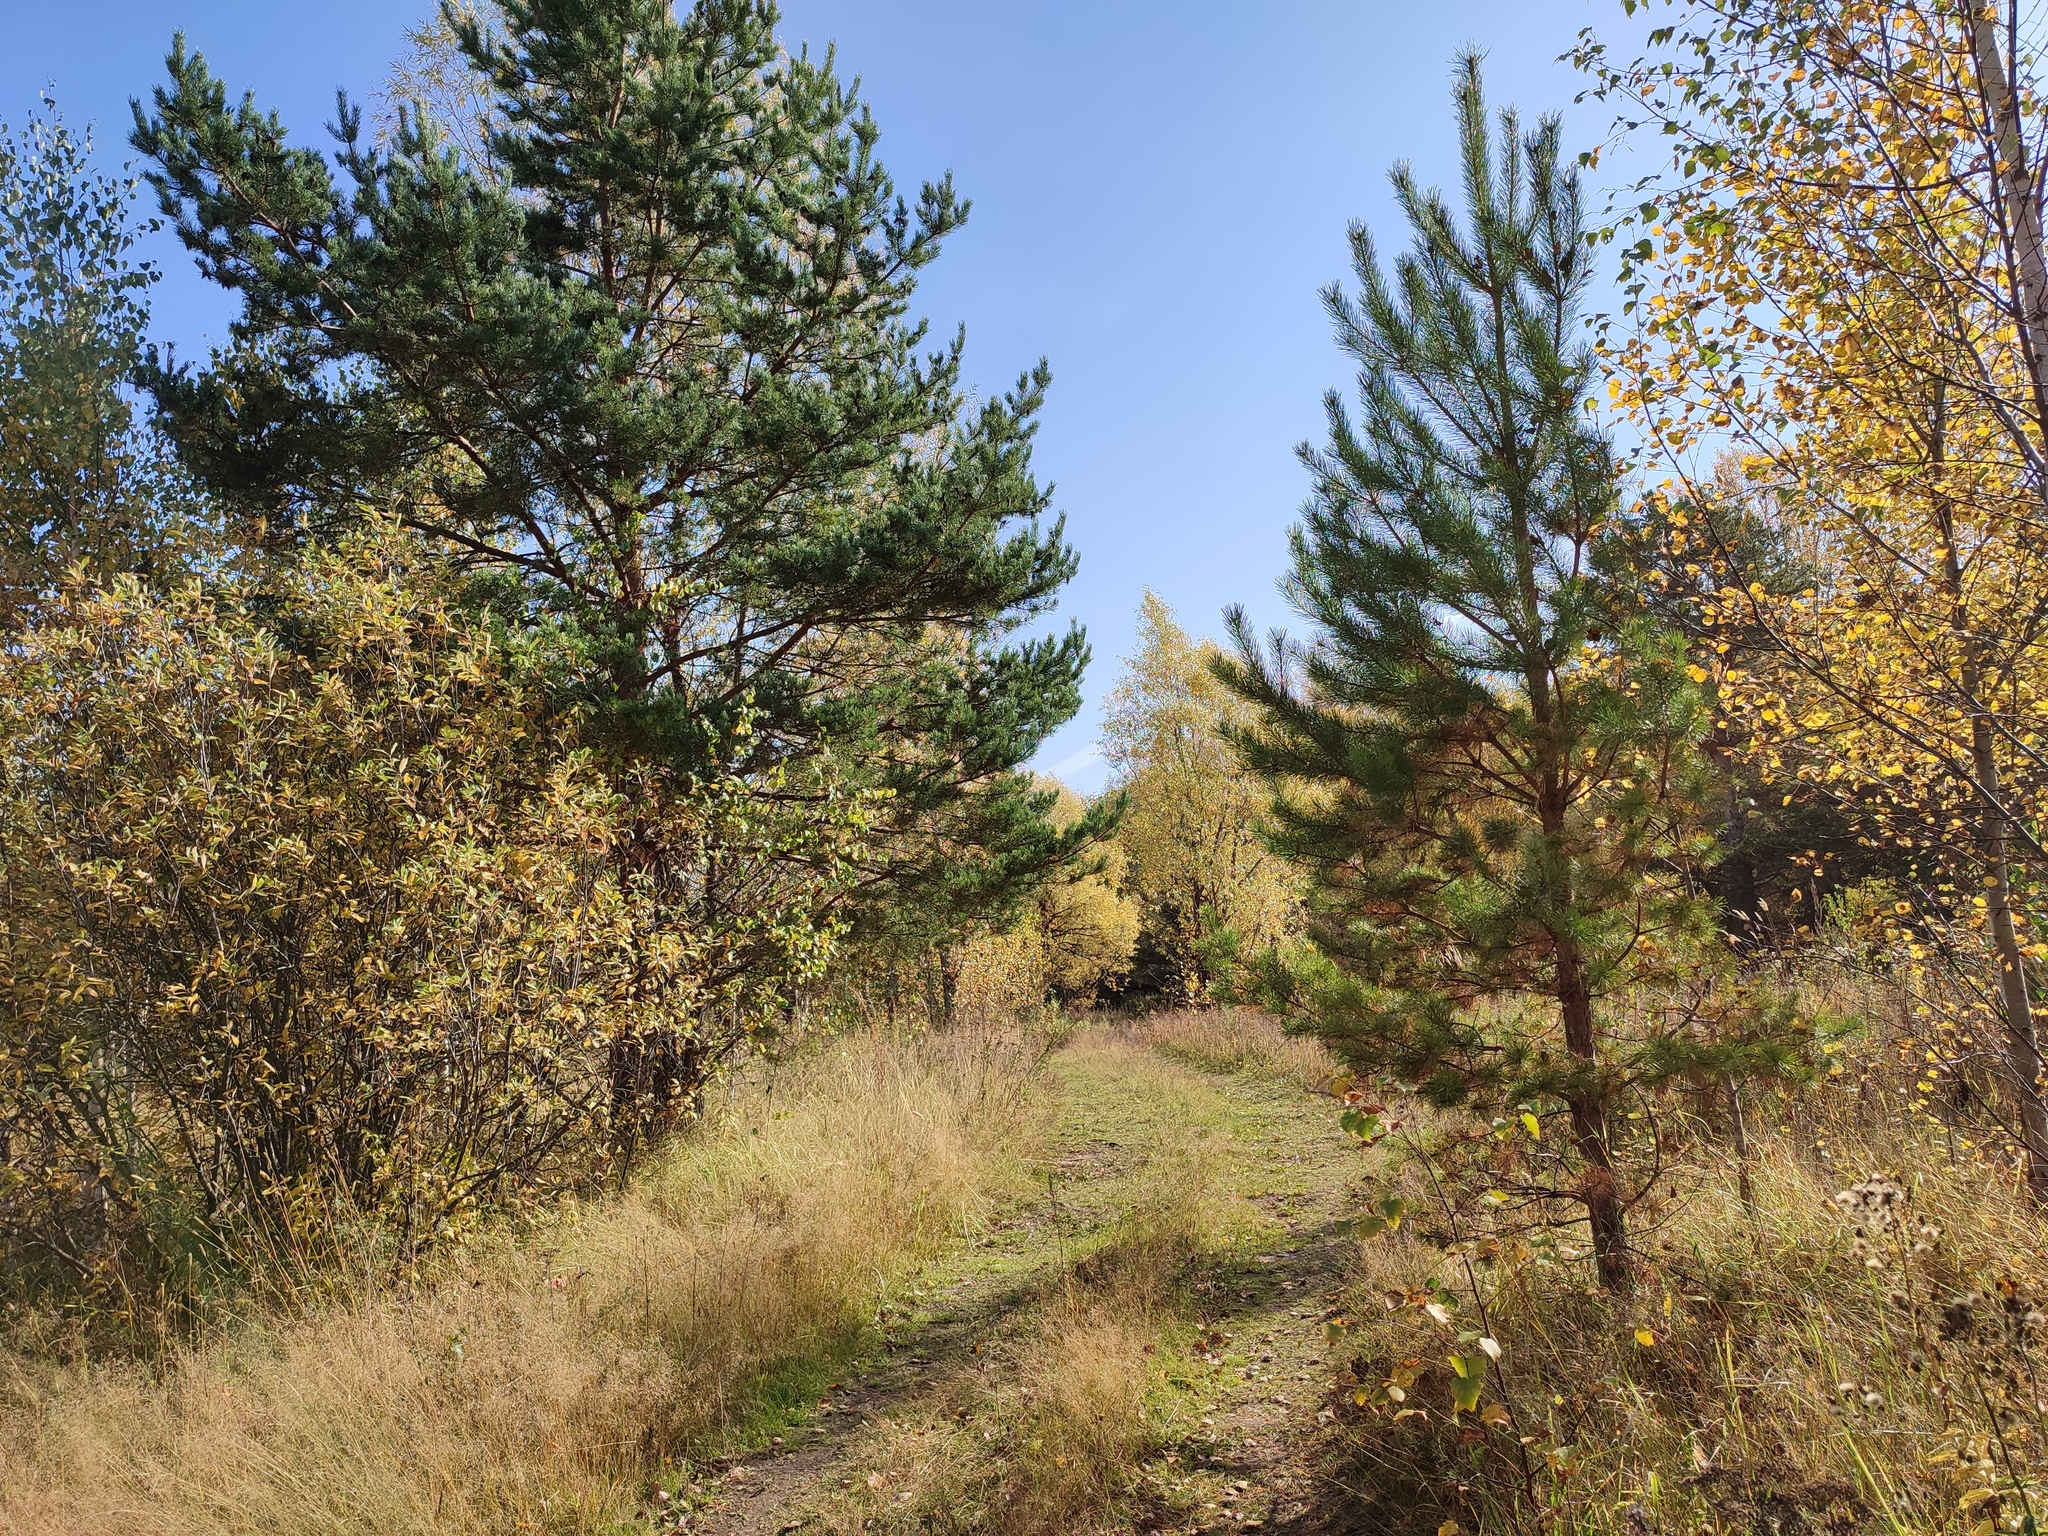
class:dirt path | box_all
[1130,1055,1368,1536]
[681,1028,1368,1536]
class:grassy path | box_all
[683,1023,1365,1536]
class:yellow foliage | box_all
[943,782,1140,1018]
[1586,2,2048,1184]
[0,526,865,1297]
[1033,779,1140,1000]
[1103,593,1300,997]
[950,925,1052,1028]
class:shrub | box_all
[0,530,854,1304]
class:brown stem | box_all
[1930,378,2048,1199]
[1728,1076,1758,1220]
[1559,932,1630,1291]
[1971,9,2048,453]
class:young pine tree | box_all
[1218,59,1769,1291]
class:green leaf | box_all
[1341,1108,1384,1143]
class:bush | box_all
[0,530,836,1304]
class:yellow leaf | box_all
[1635,1327,1657,1347]
[1685,664,1709,683]
[1520,1111,1541,1140]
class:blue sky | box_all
[5,0,1620,792]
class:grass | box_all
[0,1024,1050,1536]
[811,1024,1325,1536]
[1138,1006,1340,1091]
[16,996,2032,1536]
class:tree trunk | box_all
[1728,1076,1758,1218]
[940,945,961,1027]
[1971,11,2048,429]
[607,1028,708,1171]
[1558,933,1631,1290]
[1974,745,2048,1199]
[1930,380,2048,1198]
[1718,752,1760,944]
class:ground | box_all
[661,1027,1369,1536]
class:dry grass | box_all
[1327,1051,2048,1535]
[21,990,2019,1536]
[1137,1007,1339,1092]
[0,1025,1050,1536]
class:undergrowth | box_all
[18,1000,2041,1536]
[1140,1007,1339,1092]
[1325,1054,2048,1535]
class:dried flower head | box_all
[1834,1175,1909,1231]
[1943,1293,1982,1339]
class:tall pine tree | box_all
[1218,58,1765,1291]
[129,1,1103,1111]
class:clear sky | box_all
[5,0,1621,793]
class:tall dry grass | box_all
[1329,1031,2048,1535]
[0,1026,1049,1536]
[1137,1007,1339,1092]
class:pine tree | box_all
[1217,58,1767,1291]
[128,1,1105,1109]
